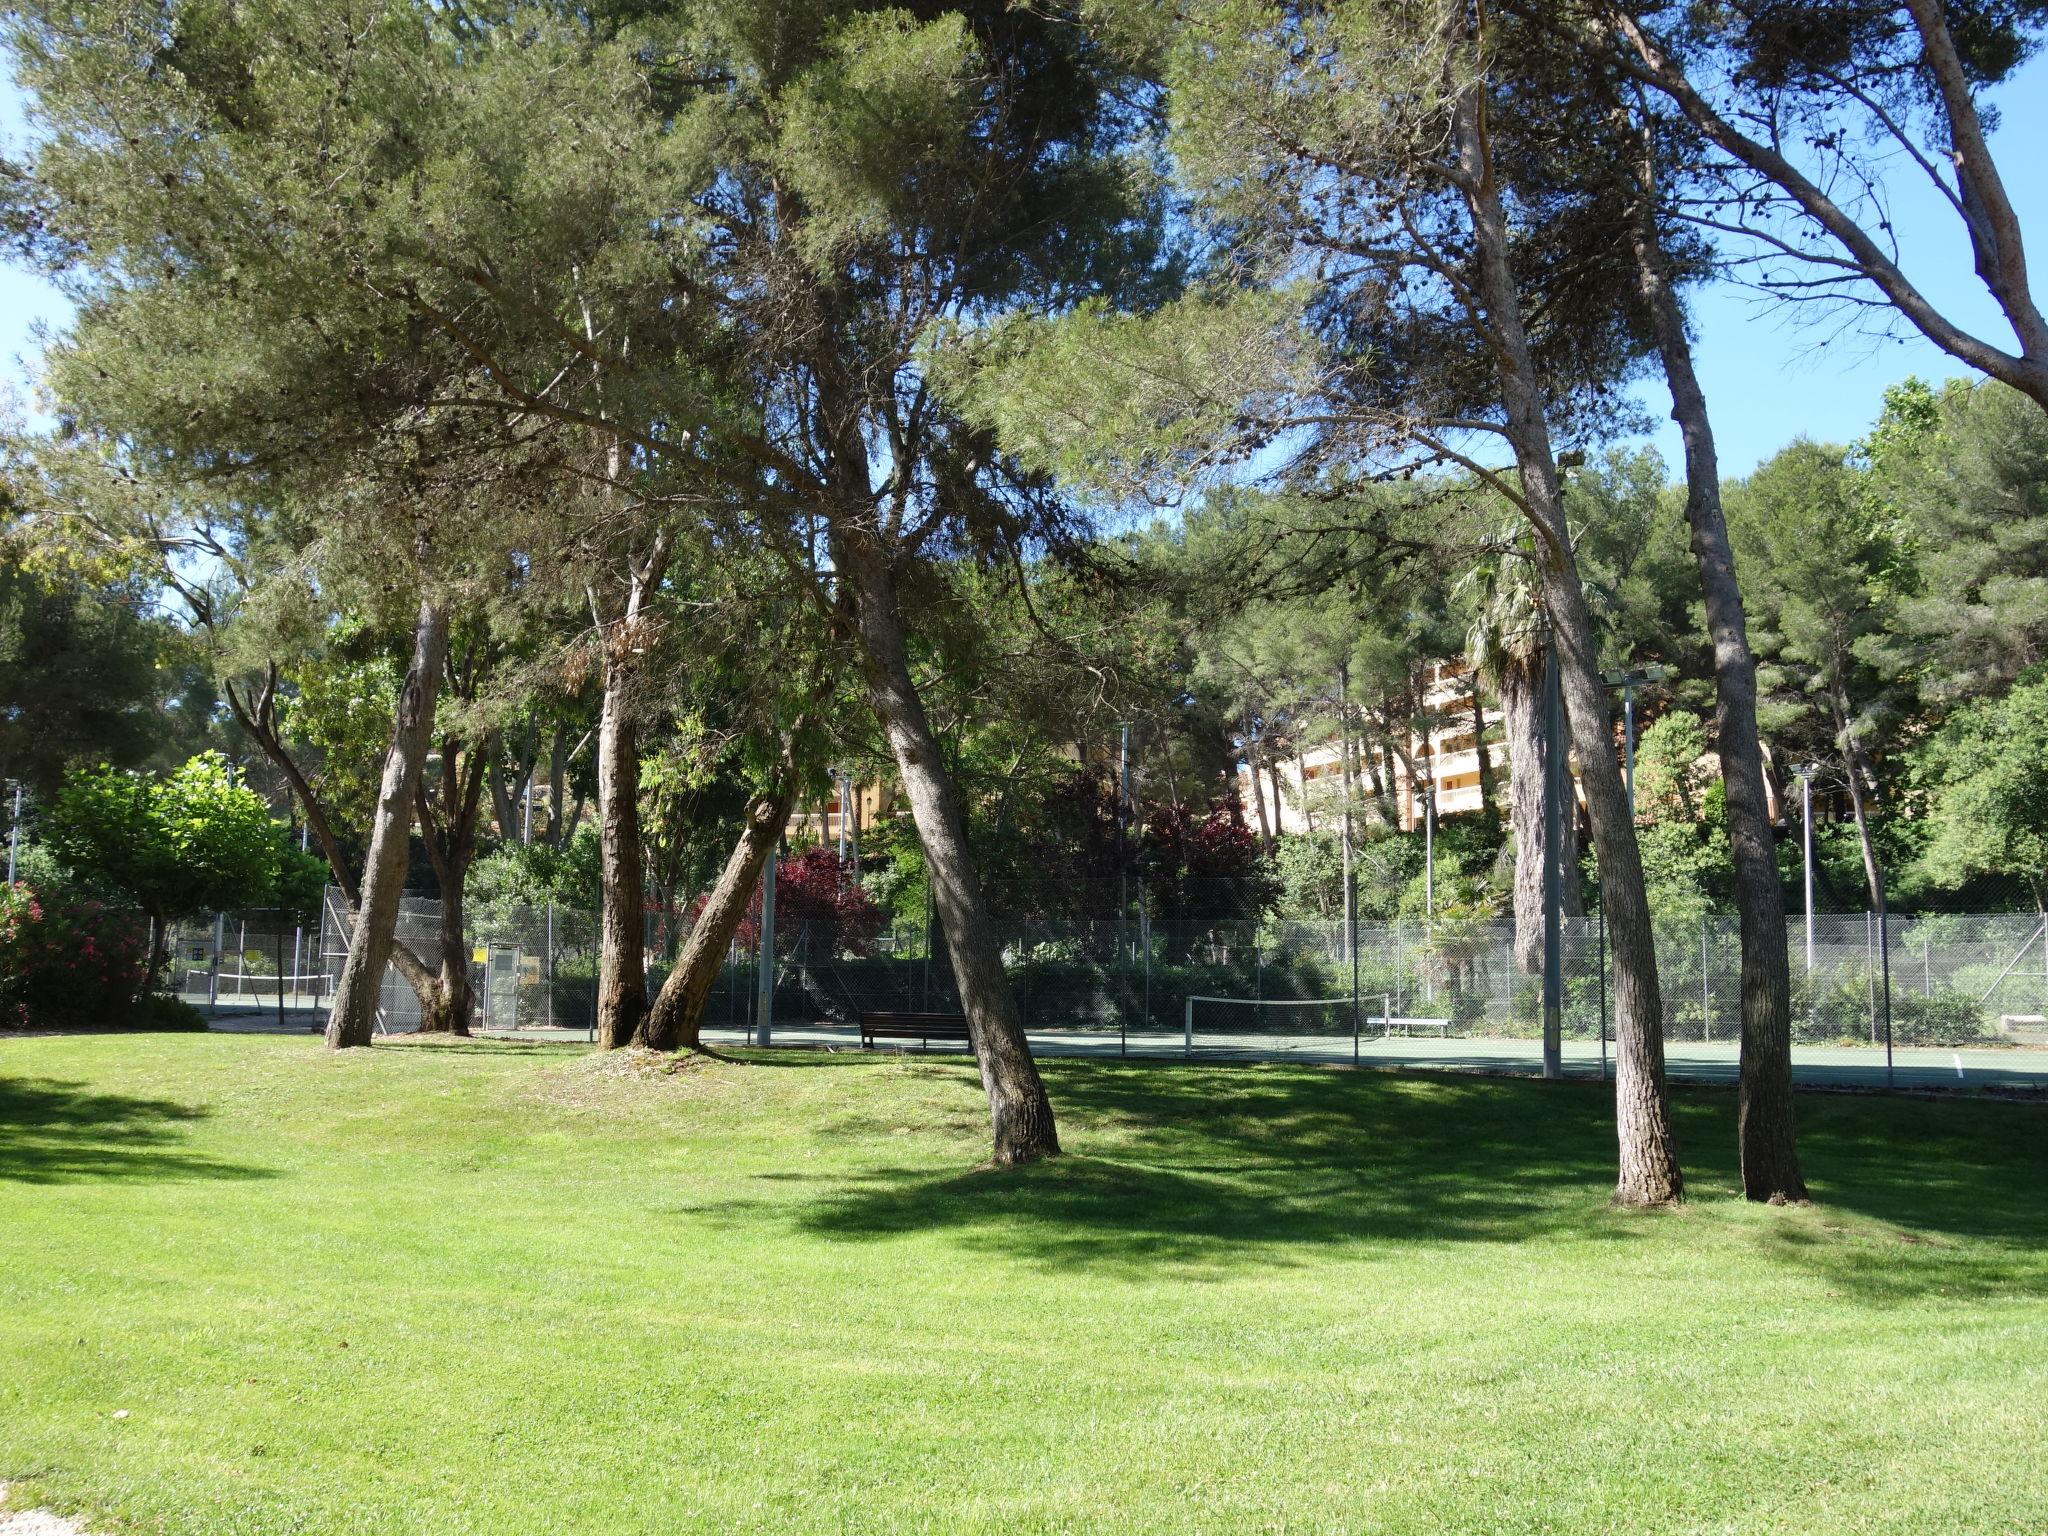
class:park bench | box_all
[857,1011,974,1050]
[1385,1016,1454,1038]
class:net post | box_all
[1183,996,1193,1058]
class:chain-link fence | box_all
[169,884,2048,1085]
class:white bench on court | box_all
[1383,1017,1454,1037]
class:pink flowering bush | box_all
[0,883,149,1029]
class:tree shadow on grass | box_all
[713,1063,1643,1275]
[0,1075,272,1185]
[736,1060,2048,1299]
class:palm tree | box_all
[1460,525,1583,972]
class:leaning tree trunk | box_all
[640,774,801,1051]
[1630,150,1805,1202]
[326,597,449,1049]
[833,525,1059,1165]
[594,670,648,1049]
[1453,76,1682,1204]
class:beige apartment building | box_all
[1238,660,1497,835]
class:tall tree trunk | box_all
[326,597,449,1049]
[487,733,519,843]
[1452,73,1682,1204]
[1629,145,1805,1202]
[1503,661,1548,974]
[415,735,487,1036]
[595,671,648,1048]
[1295,743,1317,833]
[592,535,667,1049]
[832,525,1058,1165]
[1246,708,1274,845]
[1473,688,1500,831]
[641,773,801,1051]
[1839,728,1887,919]
[545,728,567,848]
[427,868,472,1035]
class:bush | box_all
[0,883,149,1029]
[126,993,209,1032]
[1890,988,1992,1046]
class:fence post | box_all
[1183,995,1193,1057]
[206,912,224,1009]
[545,900,556,1031]
[1880,909,1894,1088]
[1137,882,1149,1057]
[1866,910,1877,1045]
[1348,868,1360,1055]
[1701,915,1711,1044]
[756,853,777,1047]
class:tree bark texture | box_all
[593,532,669,1050]
[1472,688,1500,830]
[594,669,648,1048]
[1630,146,1806,1202]
[326,598,449,1049]
[640,774,801,1051]
[1502,662,1548,975]
[415,732,489,1036]
[833,524,1059,1165]
[1452,76,1682,1204]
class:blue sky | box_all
[2,54,2043,476]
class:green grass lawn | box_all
[2,1033,2044,1535]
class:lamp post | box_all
[5,781,20,885]
[1599,664,1672,820]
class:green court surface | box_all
[205,1006,2048,1091]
